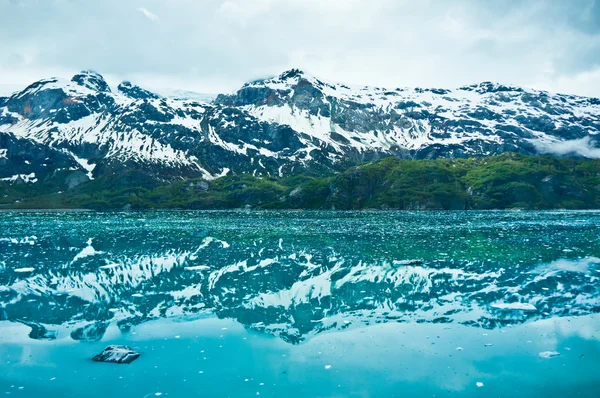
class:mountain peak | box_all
[278,68,308,80]
[71,70,111,93]
[117,81,159,100]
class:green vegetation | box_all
[2,153,600,210]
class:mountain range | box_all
[1,69,599,195]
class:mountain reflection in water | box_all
[1,210,599,344]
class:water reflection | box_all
[1,211,599,344]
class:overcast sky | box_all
[1,0,599,96]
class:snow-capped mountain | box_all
[1,69,599,188]
[159,89,218,104]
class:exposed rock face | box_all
[0,132,88,189]
[92,345,140,364]
[1,69,599,190]
[65,170,90,189]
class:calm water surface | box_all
[0,211,599,397]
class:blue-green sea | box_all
[1,210,599,397]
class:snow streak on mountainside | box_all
[1,69,599,187]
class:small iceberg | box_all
[92,345,140,364]
[184,265,210,271]
[99,263,119,269]
[539,351,560,359]
[72,238,103,262]
[491,302,537,311]
[14,267,35,273]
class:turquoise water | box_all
[1,211,599,397]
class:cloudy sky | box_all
[1,0,599,96]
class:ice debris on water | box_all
[184,265,210,271]
[539,351,560,359]
[92,345,140,364]
[476,382,484,387]
[491,302,537,311]
[13,267,35,273]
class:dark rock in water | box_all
[92,345,140,364]
[70,321,108,342]
[27,323,58,340]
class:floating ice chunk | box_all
[476,382,484,387]
[484,343,493,347]
[14,267,35,273]
[539,351,560,359]
[324,365,332,370]
[73,239,103,262]
[184,265,210,271]
[491,302,537,311]
[92,345,140,364]
[131,293,144,298]
[456,347,464,351]
[100,263,119,269]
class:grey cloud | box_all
[0,0,600,96]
